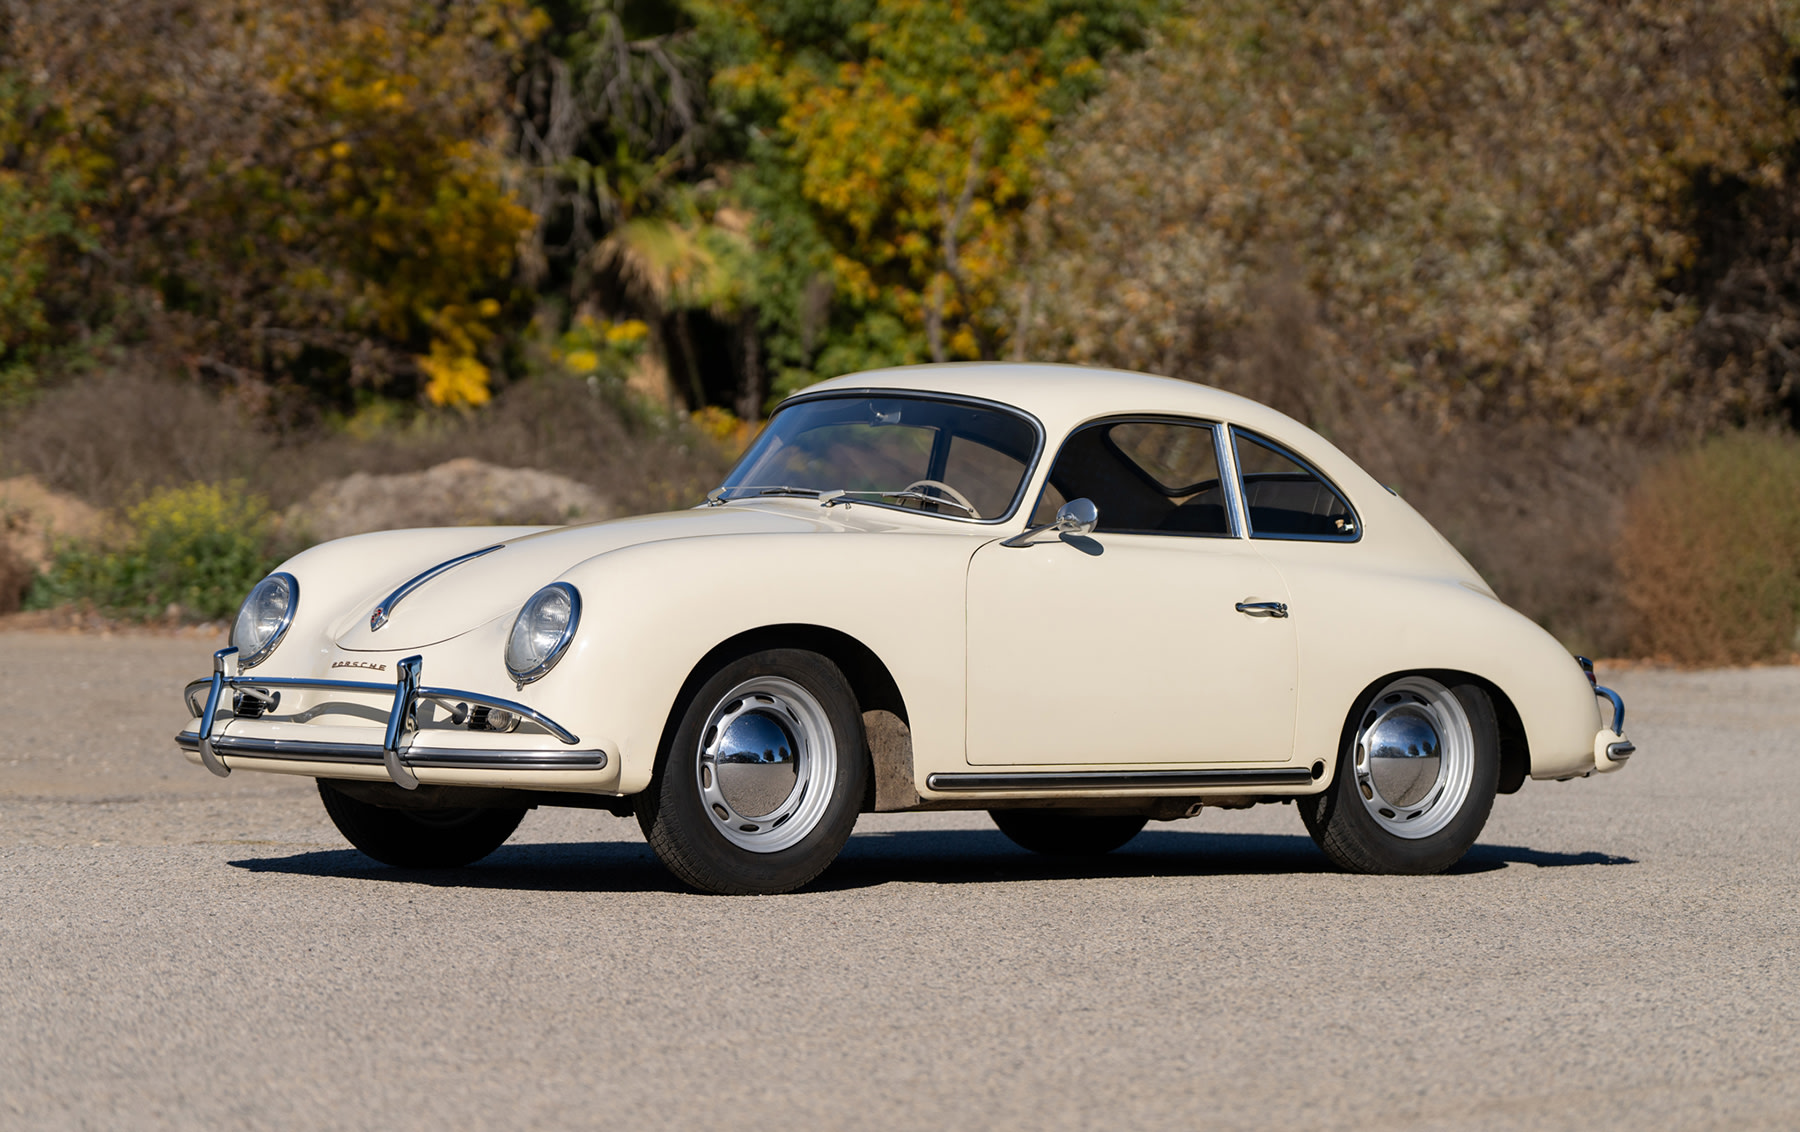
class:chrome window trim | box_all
[1213,424,1249,539]
[721,388,1047,525]
[504,582,582,687]
[232,572,300,669]
[370,544,504,632]
[1029,413,1243,540]
[1229,427,1363,543]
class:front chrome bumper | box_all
[177,647,604,790]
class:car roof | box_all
[797,362,1316,451]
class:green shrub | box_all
[1620,433,1800,665]
[27,482,279,621]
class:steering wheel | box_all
[904,479,981,519]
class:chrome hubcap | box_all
[696,676,836,853]
[1352,677,1473,839]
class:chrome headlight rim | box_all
[505,582,581,686]
[231,572,299,670]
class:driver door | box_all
[964,417,1298,766]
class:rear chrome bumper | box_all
[1577,658,1635,773]
[178,647,604,789]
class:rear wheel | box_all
[1299,674,1499,875]
[317,780,526,867]
[636,649,868,895]
[990,810,1148,856]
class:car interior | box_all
[1031,418,1356,539]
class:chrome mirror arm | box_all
[1001,498,1099,548]
[1000,522,1057,548]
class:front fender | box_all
[520,531,982,794]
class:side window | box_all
[1232,429,1357,540]
[1034,418,1231,536]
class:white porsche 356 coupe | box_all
[179,363,1633,893]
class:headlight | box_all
[504,583,580,685]
[232,573,298,668]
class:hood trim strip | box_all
[369,544,504,632]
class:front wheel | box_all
[317,780,526,867]
[637,649,868,895]
[1298,675,1500,875]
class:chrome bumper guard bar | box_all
[179,647,599,790]
[1578,657,1634,762]
[1596,685,1634,760]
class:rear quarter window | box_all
[1232,429,1359,540]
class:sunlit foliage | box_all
[1017,0,1800,431]
[8,0,1800,433]
[0,75,101,404]
[27,481,279,620]
[707,0,1159,394]
[4,0,539,407]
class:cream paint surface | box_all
[966,532,1296,764]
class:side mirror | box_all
[1054,498,1098,536]
[1002,497,1100,547]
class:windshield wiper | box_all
[819,489,977,516]
[706,485,826,506]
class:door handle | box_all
[1235,600,1289,618]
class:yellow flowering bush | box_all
[551,315,650,378]
[689,404,758,456]
[29,483,279,621]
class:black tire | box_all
[317,780,526,868]
[990,810,1148,856]
[636,649,868,895]
[1299,675,1500,875]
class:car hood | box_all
[331,506,851,651]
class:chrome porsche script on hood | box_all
[331,659,387,672]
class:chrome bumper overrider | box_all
[178,647,602,790]
[1574,655,1635,774]
[1595,684,1634,761]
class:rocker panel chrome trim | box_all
[925,768,1316,792]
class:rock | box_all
[284,458,610,543]
[0,477,108,614]
[0,476,107,570]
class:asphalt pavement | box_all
[2,630,1796,1130]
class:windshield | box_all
[716,394,1040,521]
